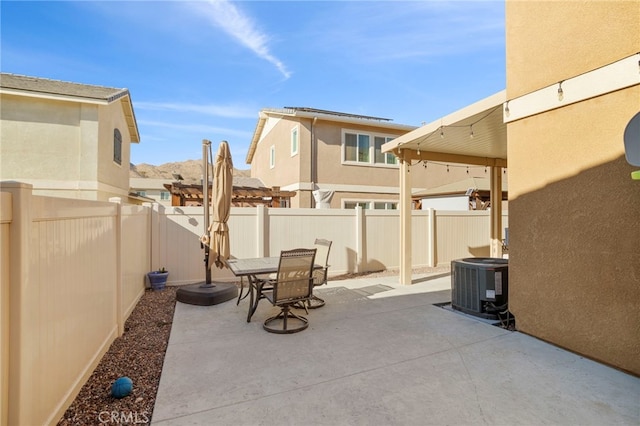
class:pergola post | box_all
[490,166,503,258]
[399,155,412,285]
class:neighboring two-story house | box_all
[130,178,173,206]
[0,73,141,203]
[246,106,496,208]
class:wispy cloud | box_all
[190,0,291,79]
[135,101,256,119]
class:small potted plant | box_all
[147,267,169,291]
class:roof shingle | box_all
[0,73,129,102]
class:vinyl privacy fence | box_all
[1,182,507,425]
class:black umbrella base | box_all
[176,282,238,306]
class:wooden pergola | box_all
[163,182,296,207]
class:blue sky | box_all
[2,0,505,167]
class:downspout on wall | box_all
[310,116,318,208]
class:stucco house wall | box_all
[97,101,134,201]
[0,73,140,203]
[506,0,640,375]
[248,108,496,208]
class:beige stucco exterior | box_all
[129,178,173,206]
[1,76,139,203]
[248,109,498,208]
[506,0,640,375]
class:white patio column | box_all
[490,166,503,258]
[399,156,412,285]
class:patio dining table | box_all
[225,257,320,323]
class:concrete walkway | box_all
[153,273,639,425]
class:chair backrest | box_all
[273,248,316,303]
[313,239,332,286]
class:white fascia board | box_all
[504,53,640,123]
[262,108,417,132]
[0,88,109,105]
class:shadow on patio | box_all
[152,273,639,425]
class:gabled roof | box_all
[283,107,393,122]
[245,106,417,163]
[0,73,140,142]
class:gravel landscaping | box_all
[57,265,451,425]
[57,286,177,426]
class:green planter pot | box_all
[147,271,169,290]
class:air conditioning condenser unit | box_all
[451,257,508,319]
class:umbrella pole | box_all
[202,139,213,287]
[175,139,237,306]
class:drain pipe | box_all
[310,116,318,208]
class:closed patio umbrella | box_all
[210,140,233,268]
[175,139,237,306]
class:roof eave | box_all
[262,107,416,131]
[381,90,507,166]
[119,92,140,143]
[1,86,141,143]
[245,112,267,164]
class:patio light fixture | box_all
[558,81,564,101]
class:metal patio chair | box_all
[262,248,316,334]
[297,238,332,310]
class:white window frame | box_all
[269,145,275,169]
[372,201,398,210]
[343,200,370,209]
[373,136,397,165]
[291,125,299,157]
[342,129,398,168]
[343,199,399,210]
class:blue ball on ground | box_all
[111,376,133,399]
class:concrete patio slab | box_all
[152,274,639,425]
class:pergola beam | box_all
[393,149,507,168]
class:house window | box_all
[291,126,299,156]
[113,129,122,165]
[270,145,275,169]
[344,132,370,163]
[344,200,398,210]
[373,201,397,210]
[374,136,397,165]
[344,131,397,166]
[136,191,146,197]
[160,191,170,200]
[344,201,369,209]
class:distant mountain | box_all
[130,160,250,182]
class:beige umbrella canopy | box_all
[176,140,238,305]
[209,140,233,268]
